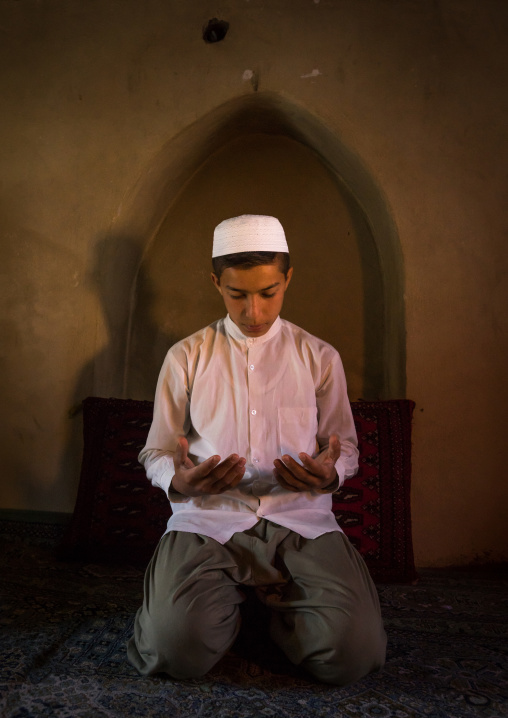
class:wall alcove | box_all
[97,93,405,401]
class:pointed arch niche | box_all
[102,94,405,401]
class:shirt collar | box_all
[224,314,282,346]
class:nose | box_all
[245,295,262,322]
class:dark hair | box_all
[212,251,291,279]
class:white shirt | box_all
[139,315,359,544]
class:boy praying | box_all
[127,215,386,685]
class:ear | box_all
[211,272,223,295]
[284,266,294,290]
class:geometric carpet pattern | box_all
[1,521,506,718]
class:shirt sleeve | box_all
[138,348,191,500]
[315,352,359,487]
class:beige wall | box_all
[1,0,507,566]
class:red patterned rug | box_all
[61,397,416,583]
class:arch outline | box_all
[97,93,405,398]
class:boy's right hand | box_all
[171,437,246,497]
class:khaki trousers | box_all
[127,520,386,686]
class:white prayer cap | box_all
[212,215,288,257]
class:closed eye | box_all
[228,291,277,299]
[225,282,281,299]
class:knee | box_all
[162,600,240,678]
[303,613,387,686]
[129,596,241,679]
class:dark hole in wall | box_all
[203,18,229,44]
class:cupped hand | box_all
[171,437,246,497]
[273,434,341,493]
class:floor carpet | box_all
[0,520,506,718]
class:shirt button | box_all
[253,457,259,463]
[249,364,255,371]
[251,409,256,415]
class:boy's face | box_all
[211,262,293,337]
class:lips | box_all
[244,324,265,333]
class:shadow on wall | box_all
[93,93,405,403]
[56,235,155,508]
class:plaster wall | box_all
[1,0,507,566]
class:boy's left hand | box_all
[273,434,341,493]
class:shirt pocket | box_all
[278,407,318,464]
